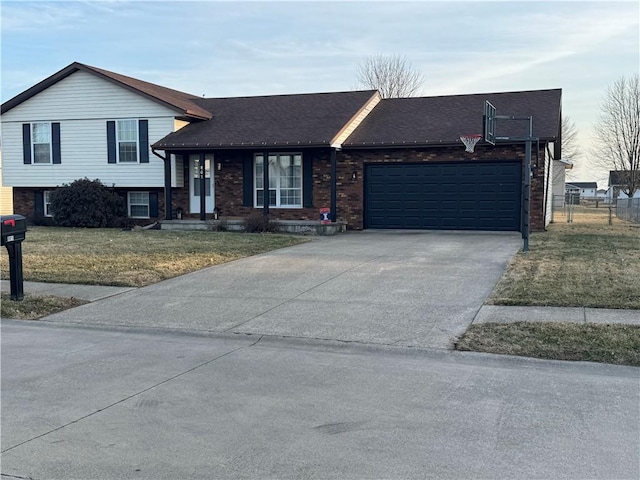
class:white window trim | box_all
[116,119,140,164]
[128,191,150,219]
[254,152,303,209]
[31,122,52,165]
[43,190,54,217]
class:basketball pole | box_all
[523,118,532,252]
[492,113,533,253]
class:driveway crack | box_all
[1,341,253,454]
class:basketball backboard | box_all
[483,100,496,145]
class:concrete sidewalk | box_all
[1,280,135,302]
[474,304,640,326]
[4,279,638,328]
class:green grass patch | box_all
[456,322,640,366]
[488,209,640,309]
[1,292,88,320]
[0,227,307,287]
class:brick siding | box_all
[13,143,548,231]
[335,144,547,231]
[13,187,164,227]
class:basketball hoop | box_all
[460,134,482,153]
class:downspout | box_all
[152,148,172,220]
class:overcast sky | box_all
[2,0,638,186]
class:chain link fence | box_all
[616,198,640,224]
[552,194,640,225]
[552,194,615,224]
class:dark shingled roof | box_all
[567,182,598,189]
[153,90,379,149]
[343,89,562,147]
[1,62,212,120]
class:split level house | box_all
[1,62,563,232]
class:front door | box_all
[189,154,214,214]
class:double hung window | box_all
[254,153,302,208]
[32,123,52,164]
[128,192,150,218]
[43,191,53,217]
[117,120,139,163]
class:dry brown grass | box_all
[0,227,307,287]
[456,322,640,366]
[1,293,88,320]
[488,205,640,309]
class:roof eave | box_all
[1,62,212,120]
[152,141,332,151]
[79,64,212,120]
[1,62,83,114]
[343,136,557,149]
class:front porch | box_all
[160,218,347,235]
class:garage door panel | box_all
[365,162,521,231]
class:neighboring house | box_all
[606,170,640,201]
[551,158,573,210]
[0,153,14,215]
[565,182,597,199]
[1,62,562,232]
[596,189,607,200]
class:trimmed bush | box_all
[242,212,277,233]
[50,178,127,228]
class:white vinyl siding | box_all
[128,191,150,218]
[1,70,183,188]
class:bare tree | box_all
[356,54,424,98]
[593,74,640,198]
[561,116,581,180]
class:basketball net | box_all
[460,134,482,153]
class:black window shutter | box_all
[243,154,254,207]
[303,154,313,208]
[139,120,149,163]
[107,121,116,163]
[52,123,61,164]
[34,191,44,216]
[149,192,159,218]
[23,124,32,164]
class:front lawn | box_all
[487,207,640,309]
[456,322,640,366]
[0,227,307,287]
[462,207,640,366]
[1,292,88,320]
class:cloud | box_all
[1,1,88,32]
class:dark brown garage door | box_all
[364,162,522,231]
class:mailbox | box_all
[1,215,27,246]
[1,214,26,301]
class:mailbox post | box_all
[1,215,27,301]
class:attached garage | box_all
[364,161,522,231]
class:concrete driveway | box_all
[44,231,522,348]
